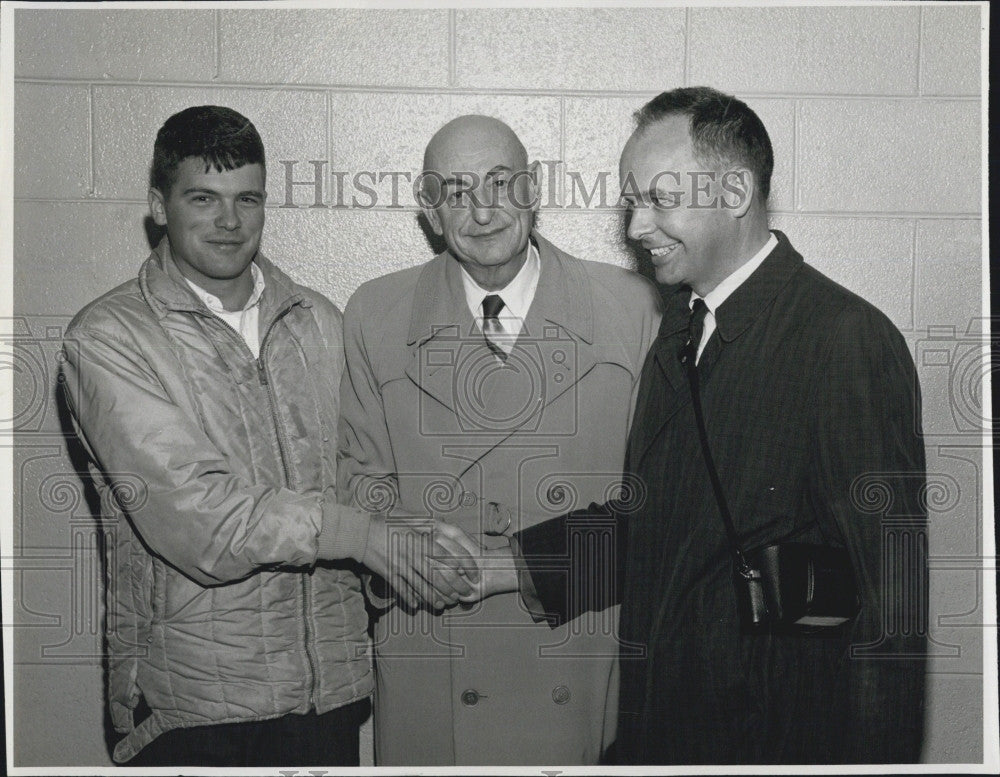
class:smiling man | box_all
[338,114,662,765]
[61,106,479,766]
[469,87,928,764]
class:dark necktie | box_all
[482,294,508,362]
[681,298,709,366]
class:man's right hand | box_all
[361,515,482,610]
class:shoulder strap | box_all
[681,340,755,578]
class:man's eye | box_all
[191,195,211,203]
[651,192,679,208]
[447,191,466,206]
[492,177,508,189]
[240,196,260,205]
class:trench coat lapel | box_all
[403,251,481,414]
[480,233,607,414]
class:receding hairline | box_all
[422,115,528,174]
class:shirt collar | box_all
[184,261,266,314]
[690,231,778,313]
[460,240,541,323]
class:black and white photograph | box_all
[0,0,993,772]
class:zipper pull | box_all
[257,358,268,385]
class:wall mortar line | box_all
[86,84,95,196]
[916,5,924,97]
[911,219,920,331]
[683,7,692,87]
[448,9,457,88]
[791,99,798,213]
[214,9,222,81]
[11,77,983,102]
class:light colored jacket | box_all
[62,240,373,763]
[338,233,662,765]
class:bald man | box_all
[337,115,662,765]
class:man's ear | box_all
[416,179,444,235]
[720,168,754,218]
[526,159,542,212]
[148,188,168,226]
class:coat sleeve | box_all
[512,501,628,626]
[336,293,398,514]
[336,293,399,609]
[812,304,927,762]
[61,324,370,587]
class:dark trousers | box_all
[126,699,371,767]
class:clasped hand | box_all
[361,515,518,610]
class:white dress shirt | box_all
[690,232,778,364]
[184,261,266,358]
[460,241,541,356]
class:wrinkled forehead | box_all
[424,129,528,179]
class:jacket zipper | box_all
[192,306,318,710]
[256,319,319,711]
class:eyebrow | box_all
[181,187,265,198]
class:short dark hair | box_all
[150,105,265,195]
[634,86,773,202]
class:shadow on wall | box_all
[55,383,119,761]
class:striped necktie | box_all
[481,294,507,362]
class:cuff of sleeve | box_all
[316,495,372,562]
[508,535,556,625]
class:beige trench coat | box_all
[338,233,661,765]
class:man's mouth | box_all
[649,242,680,257]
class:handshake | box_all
[358,514,517,610]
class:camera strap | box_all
[680,331,756,580]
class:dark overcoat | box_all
[518,231,927,764]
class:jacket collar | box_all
[656,229,802,343]
[406,231,595,347]
[139,237,305,323]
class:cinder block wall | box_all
[10,6,985,767]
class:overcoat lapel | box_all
[403,252,480,414]
[402,233,624,427]
[631,231,804,469]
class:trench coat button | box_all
[461,689,480,706]
[551,685,571,705]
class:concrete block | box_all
[563,96,793,213]
[326,92,561,210]
[92,86,326,200]
[14,202,150,316]
[922,674,983,763]
[13,663,109,766]
[264,208,437,309]
[797,100,981,215]
[219,9,449,87]
[921,5,984,96]
[14,83,90,200]
[689,6,920,95]
[454,8,685,92]
[536,210,637,273]
[914,219,982,329]
[563,96,650,211]
[768,215,913,331]
[915,322,990,442]
[14,8,215,81]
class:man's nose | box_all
[215,200,241,230]
[470,190,495,226]
[626,204,653,241]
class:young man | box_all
[61,106,477,766]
